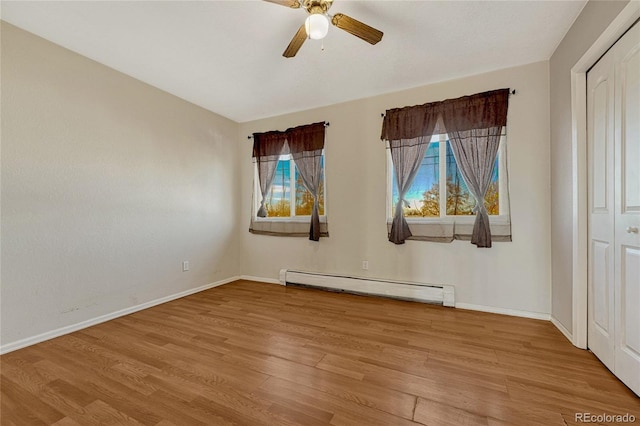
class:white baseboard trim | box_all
[551,316,574,344]
[239,275,284,285]
[455,302,551,321]
[0,276,239,355]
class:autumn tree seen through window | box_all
[263,155,325,218]
[391,138,502,218]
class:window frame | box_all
[253,151,327,222]
[386,133,509,225]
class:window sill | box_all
[386,215,510,226]
[385,216,511,242]
[254,216,328,224]
[249,216,329,237]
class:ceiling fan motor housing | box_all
[303,0,333,14]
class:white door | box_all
[588,21,640,397]
[587,39,616,372]
[613,20,640,396]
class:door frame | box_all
[570,2,640,349]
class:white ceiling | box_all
[1,0,586,123]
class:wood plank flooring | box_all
[1,280,638,425]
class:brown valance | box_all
[381,89,510,140]
[252,130,287,158]
[253,122,326,157]
[287,122,325,154]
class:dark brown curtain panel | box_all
[287,122,326,241]
[388,137,430,244]
[441,89,509,248]
[383,107,439,244]
[252,131,287,217]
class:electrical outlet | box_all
[182,261,190,272]
[362,260,369,270]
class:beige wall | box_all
[549,0,629,334]
[9,3,613,347]
[1,22,241,346]
[240,61,551,316]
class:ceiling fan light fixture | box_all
[304,13,329,40]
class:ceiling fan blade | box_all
[283,24,307,58]
[331,13,383,45]
[263,0,301,9]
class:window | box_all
[260,153,326,218]
[250,121,328,240]
[382,88,510,246]
[388,134,507,221]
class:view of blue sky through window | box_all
[392,140,499,217]
[264,156,325,217]
[267,158,290,207]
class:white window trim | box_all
[253,152,327,222]
[386,133,509,224]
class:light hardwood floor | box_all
[1,280,638,425]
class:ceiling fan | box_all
[265,0,383,58]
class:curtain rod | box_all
[247,122,330,139]
[380,89,517,117]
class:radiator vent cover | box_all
[279,269,454,306]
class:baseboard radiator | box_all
[279,269,455,307]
